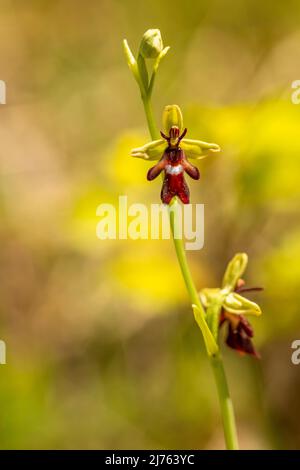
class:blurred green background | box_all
[0,0,300,449]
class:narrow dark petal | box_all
[160,131,169,141]
[236,286,264,293]
[178,127,187,142]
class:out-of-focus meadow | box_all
[0,0,300,449]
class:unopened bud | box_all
[139,29,163,59]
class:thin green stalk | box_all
[169,199,203,308]
[211,354,239,450]
[141,94,239,450]
[142,95,159,140]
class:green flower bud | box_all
[222,253,248,292]
[139,29,163,59]
[162,104,183,134]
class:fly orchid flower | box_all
[131,105,220,204]
[199,253,263,358]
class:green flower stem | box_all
[141,93,239,450]
[211,354,239,450]
[141,95,160,140]
[169,199,201,307]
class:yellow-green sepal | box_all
[162,105,183,134]
[222,253,248,291]
[131,139,166,160]
[181,139,220,160]
[223,292,261,316]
